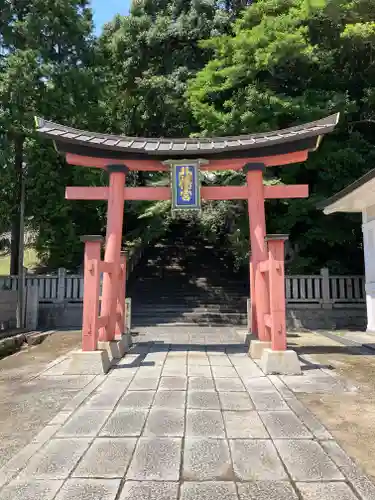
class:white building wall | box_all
[363,206,375,331]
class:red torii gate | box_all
[35,113,339,374]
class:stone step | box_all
[132,304,250,314]
[129,286,249,294]
[130,295,248,303]
[132,311,247,325]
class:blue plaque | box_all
[171,162,201,211]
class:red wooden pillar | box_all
[248,256,254,332]
[100,165,128,342]
[245,163,270,341]
[115,251,126,339]
[80,236,103,351]
[266,235,288,351]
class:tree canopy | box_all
[1,0,374,273]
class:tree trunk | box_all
[10,134,24,275]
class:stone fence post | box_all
[320,267,333,309]
[25,283,39,330]
[57,268,66,302]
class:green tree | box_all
[95,0,235,252]
[0,0,103,271]
[187,0,375,272]
[99,0,231,137]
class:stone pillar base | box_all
[68,350,112,375]
[122,331,133,350]
[249,340,271,359]
[236,330,255,346]
[116,334,132,354]
[260,348,301,375]
[98,338,127,360]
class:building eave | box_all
[319,168,375,214]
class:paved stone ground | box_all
[0,331,82,467]
[0,326,375,500]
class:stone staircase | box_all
[127,236,249,327]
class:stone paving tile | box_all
[208,356,233,367]
[187,391,220,409]
[188,365,212,377]
[163,366,187,376]
[219,392,254,411]
[100,409,148,437]
[274,439,344,481]
[285,397,333,440]
[116,354,141,364]
[249,390,289,410]
[119,481,179,500]
[259,411,313,439]
[18,438,91,480]
[183,438,234,481]
[128,377,159,391]
[235,365,265,378]
[31,425,61,444]
[108,367,139,378]
[296,482,359,500]
[163,360,187,369]
[230,439,287,481]
[237,481,298,500]
[62,376,107,411]
[84,388,127,410]
[180,481,238,500]
[223,411,268,439]
[54,478,120,500]
[167,352,187,360]
[244,377,275,392]
[99,377,131,392]
[281,373,346,394]
[143,409,185,437]
[56,409,111,437]
[137,367,163,379]
[47,411,73,426]
[188,377,215,391]
[153,390,186,408]
[215,377,245,392]
[163,359,185,367]
[187,353,210,365]
[118,391,155,408]
[126,437,182,481]
[321,440,375,500]
[40,357,72,376]
[144,353,168,365]
[211,366,238,378]
[0,443,46,488]
[159,376,187,390]
[0,479,63,500]
[186,410,225,438]
[73,438,137,478]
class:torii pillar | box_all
[245,163,269,343]
[99,165,128,343]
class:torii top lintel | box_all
[35,113,339,170]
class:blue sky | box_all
[91,0,131,33]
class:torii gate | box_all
[35,113,339,374]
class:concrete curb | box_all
[25,330,54,346]
[0,333,27,358]
[315,330,375,353]
[0,330,55,358]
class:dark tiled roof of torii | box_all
[35,113,339,161]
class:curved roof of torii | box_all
[35,113,339,161]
